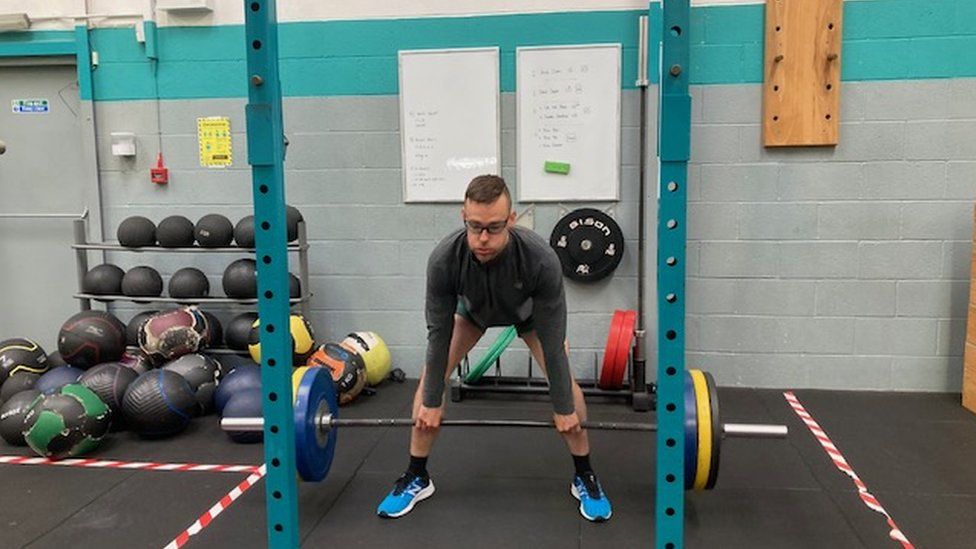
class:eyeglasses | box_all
[464,220,507,235]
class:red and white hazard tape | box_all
[164,464,267,549]
[783,392,914,548]
[0,455,260,474]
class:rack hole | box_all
[773,115,779,122]
[252,40,262,50]
[666,293,677,303]
[271,458,280,467]
[666,330,677,340]
[274,524,283,532]
[268,358,276,367]
[250,2,260,11]
[825,114,832,120]
[261,221,270,230]
[666,403,676,412]
[666,219,678,229]
[666,256,677,266]
[773,85,779,91]
[270,425,279,434]
[266,324,275,333]
[666,508,675,516]
[259,184,268,194]
[670,26,681,37]
[826,83,833,90]
[666,474,675,483]
[265,290,273,299]
[667,181,679,192]
[263,255,272,264]
[269,392,277,402]
[666,438,676,447]
[666,366,677,376]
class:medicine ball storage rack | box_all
[68,218,312,319]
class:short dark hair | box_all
[464,175,511,209]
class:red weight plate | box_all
[609,309,637,390]
[598,310,625,389]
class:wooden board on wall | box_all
[964,205,976,414]
[762,0,843,147]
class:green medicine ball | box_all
[22,383,112,460]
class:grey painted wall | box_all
[90,78,976,391]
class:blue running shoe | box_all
[377,472,435,518]
[571,472,612,522]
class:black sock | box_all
[407,455,428,477]
[572,454,592,477]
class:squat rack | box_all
[243,1,692,547]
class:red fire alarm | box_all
[151,152,169,184]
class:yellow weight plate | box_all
[292,366,310,404]
[690,369,712,491]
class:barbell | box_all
[221,367,788,488]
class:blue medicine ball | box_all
[213,363,261,415]
[222,388,264,443]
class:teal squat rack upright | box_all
[654,0,692,548]
[243,1,299,547]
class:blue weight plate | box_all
[683,371,697,490]
[294,366,339,482]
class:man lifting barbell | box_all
[376,175,613,521]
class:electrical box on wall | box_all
[762,0,843,147]
[110,132,136,157]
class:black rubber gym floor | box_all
[2,380,974,548]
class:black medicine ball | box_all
[195,214,234,247]
[0,389,41,445]
[157,215,196,248]
[79,362,138,416]
[286,205,303,242]
[126,311,158,347]
[162,353,219,415]
[117,216,156,247]
[222,259,257,298]
[0,338,49,387]
[234,215,255,248]
[122,266,164,298]
[82,264,125,296]
[57,310,127,368]
[168,267,210,299]
[201,311,223,348]
[122,370,198,437]
[225,312,259,352]
[1,372,40,403]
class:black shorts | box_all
[456,300,535,335]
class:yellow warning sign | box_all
[198,116,233,167]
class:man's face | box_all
[462,196,516,263]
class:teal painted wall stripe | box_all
[0,30,75,57]
[74,25,93,101]
[2,1,974,100]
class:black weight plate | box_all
[704,370,721,490]
[550,208,625,282]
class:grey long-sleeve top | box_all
[421,226,574,414]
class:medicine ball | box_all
[0,338,49,387]
[168,267,210,299]
[201,311,223,348]
[162,353,219,415]
[46,352,67,368]
[23,384,112,459]
[139,307,207,362]
[57,310,127,368]
[122,266,164,298]
[118,351,155,375]
[79,362,139,417]
[248,314,316,366]
[289,273,301,298]
[222,259,257,298]
[225,312,259,352]
[35,366,85,395]
[340,331,392,386]
[117,216,156,247]
[122,370,197,437]
[286,205,303,242]
[233,215,255,248]
[307,343,366,405]
[156,215,195,248]
[0,389,40,445]
[195,214,234,247]
[1,372,40,403]
[214,363,261,415]
[126,311,158,347]
[82,264,125,297]
[222,388,264,443]
[206,353,256,383]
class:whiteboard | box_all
[517,44,621,202]
[399,47,500,203]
